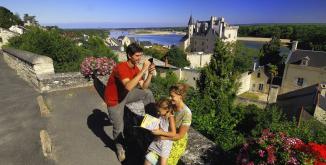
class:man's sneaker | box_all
[116,144,126,162]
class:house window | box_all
[258,84,264,91]
[257,72,261,78]
[297,78,304,86]
[0,37,2,43]
[229,34,231,38]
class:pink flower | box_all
[266,145,276,164]
[80,56,116,78]
[287,156,299,165]
[258,150,265,158]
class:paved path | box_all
[43,87,122,165]
[0,54,54,165]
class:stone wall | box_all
[2,48,54,91]
[182,127,220,164]
[186,52,212,68]
[38,73,108,92]
[237,72,251,95]
[2,47,105,93]
[280,64,326,94]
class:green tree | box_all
[143,45,168,60]
[23,13,38,26]
[266,64,278,103]
[150,71,179,100]
[249,105,326,144]
[191,38,244,150]
[82,36,117,60]
[234,41,260,73]
[7,26,84,72]
[165,46,190,68]
[260,36,282,66]
[0,6,23,28]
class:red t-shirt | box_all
[104,62,141,107]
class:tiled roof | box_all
[277,83,326,121]
[287,50,326,68]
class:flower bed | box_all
[80,56,116,78]
[237,129,326,165]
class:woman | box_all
[153,83,192,165]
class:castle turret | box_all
[210,16,217,29]
[188,15,195,37]
[218,17,225,38]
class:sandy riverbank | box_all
[130,30,186,35]
[238,37,291,43]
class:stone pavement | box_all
[43,87,122,165]
[0,54,54,165]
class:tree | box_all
[0,6,23,28]
[23,13,38,26]
[82,36,116,60]
[266,64,278,103]
[260,36,282,66]
[233,41,260,73]
[143,45,168,60]
[165,46,190,68]
[190,38,244,150]
[7,26,85,72]
[150,71,179,100]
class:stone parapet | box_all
[38,73,108,92]
[1,47,109,93]
[181,127,219,164]
[3,48,54,90]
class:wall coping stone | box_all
[3,47,53,65]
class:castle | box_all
[180,15,239,53]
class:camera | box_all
[148,58,154,64]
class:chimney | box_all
[252,57,258,71]
[292,41,298,51]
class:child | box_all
[144,98,176,165]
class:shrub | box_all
[7,26,85,72]
[80,56,116,79]
[237,129,326,165]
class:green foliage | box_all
[260,36,282,66]
[234,41,260,72]
[143,45,169,60]
[63,29,110,39]
[238,105,326,144]
[23,14,38,26]
[0,6,23,28]
[239,24,326,51]
[7,26,85,72]
[82,36,117,60]
[239,92,259,100]
[165,46,190,68]
[189,38,244,151]
[149,71,180,100]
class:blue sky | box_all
[1,0,325,28]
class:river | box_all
[109,30,290,54]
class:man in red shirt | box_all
[104,43,155,162]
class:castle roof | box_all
[188,15,195,25]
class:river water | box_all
[109,30,289,54]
